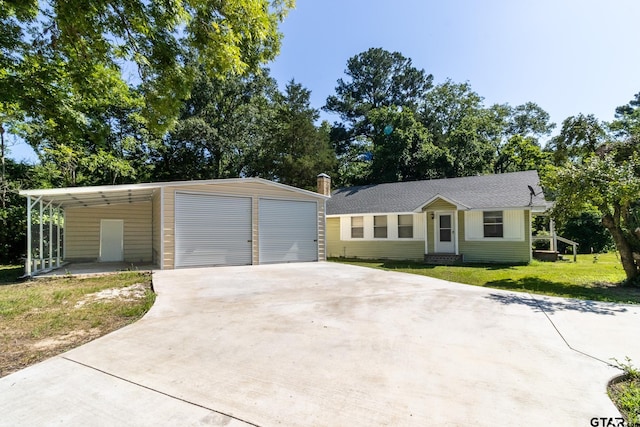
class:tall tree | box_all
[249,80,336,190]
[493,102,554,173]
[1,0,294,189]
[3,0,293,131]
[324,48,433,185]
[546,114,607,165]
[367,107,441,183]
[494,134,550,174]
[543,154,640,283]
[543,92,640,283]
[610,92,640,160]
[325,48,433,136]
[153,67,277,181]
[420,80,495,177]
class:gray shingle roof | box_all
[326,170,547,215]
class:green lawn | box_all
[333,252,640,304]
[0,270,155,378]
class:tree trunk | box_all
[602,212,639,283]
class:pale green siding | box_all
[424,199,456,210]
[426,214,435,253]
[326,217,423,260]
[328,210,532,264]
[459,210,531,263]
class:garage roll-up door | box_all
[175,193,252,267]
[259,199,318,264]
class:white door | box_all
[259,199,318,264]
[100,219,124,262]
[435,212,455,253]
[175,193,252,268]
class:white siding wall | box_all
[464,210,525,241]
[337,213,424,241]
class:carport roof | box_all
[20,177,329,208]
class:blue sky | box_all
[8,0,640,162]
[270,0,640,128]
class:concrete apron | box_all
[1,262,639,426]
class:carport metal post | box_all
[38,199,43,271]
[48,202,53,269]
[25,195,42,276]
[56,206,62,267]
[41,200,52,270]
[25,196,30,276]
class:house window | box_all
[351,216,364,238]
[398,215,413,238]
[374,215,387,238]
[483,211,503,237]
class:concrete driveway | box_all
[2,262,639,426]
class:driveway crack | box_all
[526,293,617,369]
[61,356,262,427]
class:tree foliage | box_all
[325,50,556,184]
[546,114,607,165]
[248,80,336,190]
[325,47,433,135]
[152,66,277,181]
[1,0,294,188]
[543,154,640,282]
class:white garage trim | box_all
[259,199,318,264]
[175,192,252,267]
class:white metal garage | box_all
[258,199,318,264]
[175,193,252,268]
[20,176,331,275]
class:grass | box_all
[333,252,640,304]
[610,358,640,426]
[0,271,155,378]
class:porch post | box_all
[550,218,557,252]
[423,211,428,255]
[26,196,31,276]
[454,210,459,255]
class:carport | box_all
[20,176,330,276]
[20,184,156,276]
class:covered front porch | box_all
[420,195,576,265]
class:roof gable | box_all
[327,170,547,215]
[416,194,469,211]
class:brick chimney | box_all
[317,173,331,197]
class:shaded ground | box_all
[335,253,640,304]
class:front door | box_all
[435,212,455,253]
